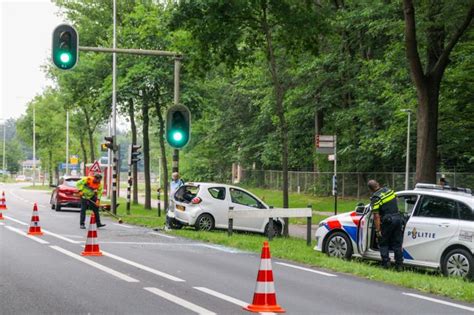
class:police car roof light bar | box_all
[415,183,472,196]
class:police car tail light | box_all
[191,197,202,204]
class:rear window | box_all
[64,179,80,187]
[458,202,474,221]
[208,187,226,200]
[175,185,199,203]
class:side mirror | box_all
[269,205,274,209]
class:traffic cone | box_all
[0,208,4,220]
[27,203,43,235]
[244,241,285,313]
[0,191,7,210]
[81,213,103,256]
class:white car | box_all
[314,184,474,279]
[166,182,284,236]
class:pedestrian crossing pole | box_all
[126,164,132,215]
[172,56,181,174]
[333,136,338,215]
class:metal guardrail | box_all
[228,206,313,246]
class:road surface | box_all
[1,183,472,314]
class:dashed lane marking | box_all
[149,231,176,239]
[5,226,50,245]
[50,245,139,283]
[275,262,337,277]
[102,250,185,282]
[402,293,474,312]
[144,287,216,315]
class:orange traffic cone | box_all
[0,208,4,220]
[0,191,7,210]
[244,241,285,313]
[81,213,103,256]
[27,203,43,235]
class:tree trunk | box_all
[260,1,289,236]
[79,132,88,175]
[403,0,473,184]
[415,80,439,184]
[83,111,95,162]
[128,98,139,204]
[156,105,169,211]
[142,94,151,209]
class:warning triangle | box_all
[90,161,101,173]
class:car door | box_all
[457,202,474,247]
[206,186,229,228]
[357,206,371,255]
[396,194,420,261]
[229,188,266,232]
[403,195,460,263]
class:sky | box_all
[1,0,63,121]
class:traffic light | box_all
[128,144,142,165]
[103,136,116,151]
[52,24,78,70]
[166,105,191,149]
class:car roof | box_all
[184,182,250,190]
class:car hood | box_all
[320,211,362,230]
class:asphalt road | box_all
[1,182,473,314]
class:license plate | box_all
[176,205,185,211]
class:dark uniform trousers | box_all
[380,213,403,266]
[80,195,102,226]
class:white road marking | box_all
[100,241,170,245]
[149,231,176,239]
[5,226,50,244]
[402,293,474,312]
[194,287,247,307]
[102,250,185,282]
[113,223,133,228]
[144,287,216,315]
[49,245,139,283]
[42,229,81,244]
[4,215,29,226]
[275,262,337,277]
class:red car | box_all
[50,177,82,211]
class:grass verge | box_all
[105,197,474,303]
[21,185,53,191]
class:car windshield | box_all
[63,179,80,188]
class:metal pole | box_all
[334,135,337,215]
[172,57,181,173]
[79,46,179,57]
[33,103,36,187]
[111,0,117,214]
[157,188,161,217]
[402,109,411,190]
[2,122,5,173]
[66,110,69,176]
[126,163,131,215]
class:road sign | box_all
[70,155,79,165]
[89,161,101,173]
[315,134,335,154]
[60,163,79,170]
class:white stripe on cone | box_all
[259,258,272,271]
[254,282,276,294]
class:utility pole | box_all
[401,109,412,190]
[32,103,36,187]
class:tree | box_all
[403,0,473,183]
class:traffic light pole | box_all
[172,57,182,173]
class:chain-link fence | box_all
[239,170,474,198]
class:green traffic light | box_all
[60,52,71,64]
[172,131,183,142]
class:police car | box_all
[314,184,474,279]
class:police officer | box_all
[77,173,106,229]
[368,180,403,270]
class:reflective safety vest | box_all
[76,176,103,199]
[370,187,399,217]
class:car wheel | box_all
[441,248,473,280]
[195,214,214,231]
[51,202,55,210]
[169,218,183,230]
[55,202,61,212]
[324,231,353,260]
[265,221,282,237]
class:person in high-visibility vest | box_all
[368,179,403,271]
[76,173,105,229]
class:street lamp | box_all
[401,109,412,190]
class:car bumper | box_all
[167,208,197,226]
[58,201,81,208]
[314,226,327,252]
